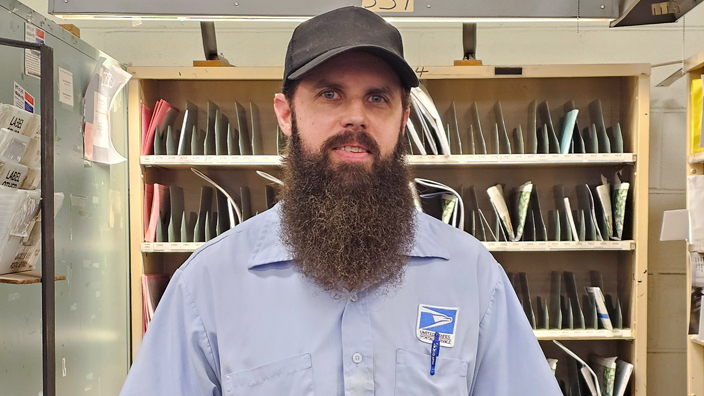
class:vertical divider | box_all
[0,37,56,396]
[39,43,55,396]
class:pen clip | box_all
[430,332,440,376]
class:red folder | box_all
[142,100,179,155]
[143,183,154,236]
[140,104,153,153]
[145,184,170,242]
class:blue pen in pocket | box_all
[430,332,440,375]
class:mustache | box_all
[321,130,382,159]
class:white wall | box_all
[26,1,703,393]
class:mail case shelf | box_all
[140,153,637,167]
[127,64,649,395]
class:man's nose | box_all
[341,98,367,129]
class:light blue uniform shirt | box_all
[121,204,562,395]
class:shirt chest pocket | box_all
[395,349,469,396]
[224,353,315,396]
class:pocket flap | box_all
[396,349,468,377]
[226,353,313,388]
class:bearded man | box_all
[121,6,561,396]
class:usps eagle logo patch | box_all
[416,304,459,347]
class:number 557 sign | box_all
[362,0,414,12]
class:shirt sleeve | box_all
[469,262,563,396]
[120,270,220,396]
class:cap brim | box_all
[287,44,419,88]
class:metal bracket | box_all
[455,23,482,66]
[197,22,231,66]
[200,22,219,61]
[462,23,477,60]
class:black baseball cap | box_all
[283,6,419,91]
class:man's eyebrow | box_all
[310,80,397,97]
[366,85,395,97]
[311,79,344,90]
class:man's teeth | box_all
[340,146,366,153]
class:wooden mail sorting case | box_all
[683,51,704,396]
[127,64,649,395]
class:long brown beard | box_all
[279,117,416,297]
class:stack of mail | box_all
[0,104,41,190]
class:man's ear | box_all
[401,107,410,135]
[274,93,293,137]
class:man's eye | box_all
[370,95,386,104]
[322,91,337,99]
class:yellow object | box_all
[690,78,704,156]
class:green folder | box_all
[519,272,536,329]
[216,189,230,235]
[607,122,624,153]
[265,185,276,210]
[204,211,213,242]
[549,210,561,242]
[583,294,598,329]
[563,271,585,329]
[250,102,263,155]
[202,101,217,155]
[538,101,557,150]
[549,272,562,329]
[527,100,538,154]
[153,126,166,155]
[589,99,611,153]
[191,125,204,155]
[548,122,561,154]
[606,295,622,329]
[491,124,500,154]
[165,125,178,155]
[470,102,487,154]
[561,295,573,329]
[156,212,167,243]
[215,110,229,155]
[559,109,578,154]
[538,124,549,154]
[180,212,196,243]
[236,101,252,155]
[537,296,549,329]
[194,186,213,242]
[578,210,586,241]
[513,126,525,154]
[494,102,511,154]
[530,186,547,241]
[168,185,184,242]
[451,101,465,154]
[241,186,252,221]
[228,123,241,155]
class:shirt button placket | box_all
[341,296,374,395]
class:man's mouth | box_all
[334,144,370,154]
[330,143,372,163]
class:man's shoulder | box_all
[415,211,488,257]
[415,211,503,290]
[179,207,280,274]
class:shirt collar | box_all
[248,204,450,269]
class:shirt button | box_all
[350,293,358,302]
[352,353,363,364]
